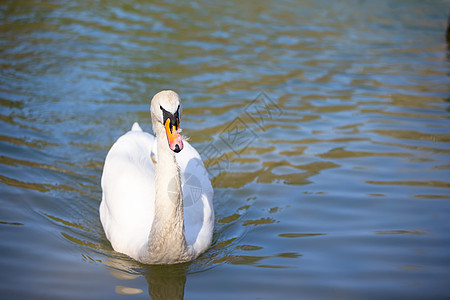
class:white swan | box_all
[100,90,214,264]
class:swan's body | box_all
[100,90,214,264]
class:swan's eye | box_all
[160,105,170,121]
[174,105,180,120]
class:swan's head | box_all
[150,90,183,153]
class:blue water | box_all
[1,0,450,299]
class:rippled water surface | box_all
[1,0,450,299]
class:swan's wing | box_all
[100,129,156,258]
[175,141,214,254]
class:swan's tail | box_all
[131,122,143,132]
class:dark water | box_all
[1,0,450,299]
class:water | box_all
[1,0,450,299]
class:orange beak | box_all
[164,118,183,153]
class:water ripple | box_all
[1,0,450,299]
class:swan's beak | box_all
[164,118,183,153]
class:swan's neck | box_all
[143,121,190,263]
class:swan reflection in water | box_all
[103,256,188,300]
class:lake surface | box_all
[1,0,450,299]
